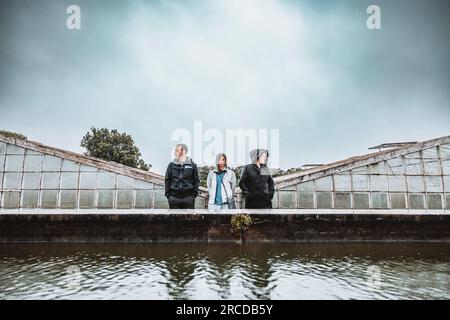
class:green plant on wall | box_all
[231,213,252,244]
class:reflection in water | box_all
[0,243,449,300]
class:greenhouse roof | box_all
[274,134,450,189]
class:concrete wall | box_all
[1,211,449,242]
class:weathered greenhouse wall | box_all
[0,139,208,210]
[271,140,450,211]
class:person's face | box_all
[174,146,185,159]
[258,152,268,165]
[217,155,226,168]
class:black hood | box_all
[249,149,269,164]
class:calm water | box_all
[0,243,449,300]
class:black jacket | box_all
[165,157,200,198]
[239,164,275,201]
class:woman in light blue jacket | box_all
[207,153,236,211]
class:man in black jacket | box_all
[239,149,275,209]
[165,143,200,209]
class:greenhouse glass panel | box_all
[24,154,42,172]
[335,192,351,209]
[135,190,153,208]
[297,180,314,192]
[298,192,314,208]
[117,175,135,189]
[352,175,370,191]
[353,193,370,209]
[316,192,332,209]
[62,159,80,171]
[369,161,388,174]
[334,175,351,191]
[388,175,406,192]
[405,158,422,175]
[79,190,96,209]
[0,142,6,154]
[441,144,450,159]
[278,190,296,209]
[6,144,25,154]
[315,176,333,191]
[80,165,97,172]
[42,172,60,189]
[407,176,424,192]
[60,190,77,209]
[25,149,40,155]
[352,166,369,174]
[3,191,20,208]
[446,194,450,210]
[386,158,404,175]
[427,193,443,210]
[444,176,450,192]
[60,172,79,189]
[390,193,406,209]
[422,147,439,158]
[117,190,133,209]
[153,187,168,208]
[370,175,388,191]
[0,153,4,172]
[23,173,41,189]
[79,172,97,189]
[22,190,39,208]
[271,191,279,209]
[441,159,450,175]
[425,176,443,192]
[423,158,441,175]
[5,155,24,171]
[372,192,388,209]
[135,180,153,190]
[409,193,425,209]
[43,155,61,171]
[3,172,22,189]
[98,171,116,189]
[195,196,205,209]
[98,190,114,209]
[41,190,58,208]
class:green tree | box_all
[81,127,151,170]
[199,165,244,188]
[233,165,244,182]
[199,165,214,188]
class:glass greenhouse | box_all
[0,135,206,210]
[272,135,450,211]
[1,132,449,211]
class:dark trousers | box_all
[168,195,195,209]
[244,196,273,209]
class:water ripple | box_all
[0,243,448,300]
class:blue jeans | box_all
[208,203,229,212]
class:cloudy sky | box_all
[0,0,449,173]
